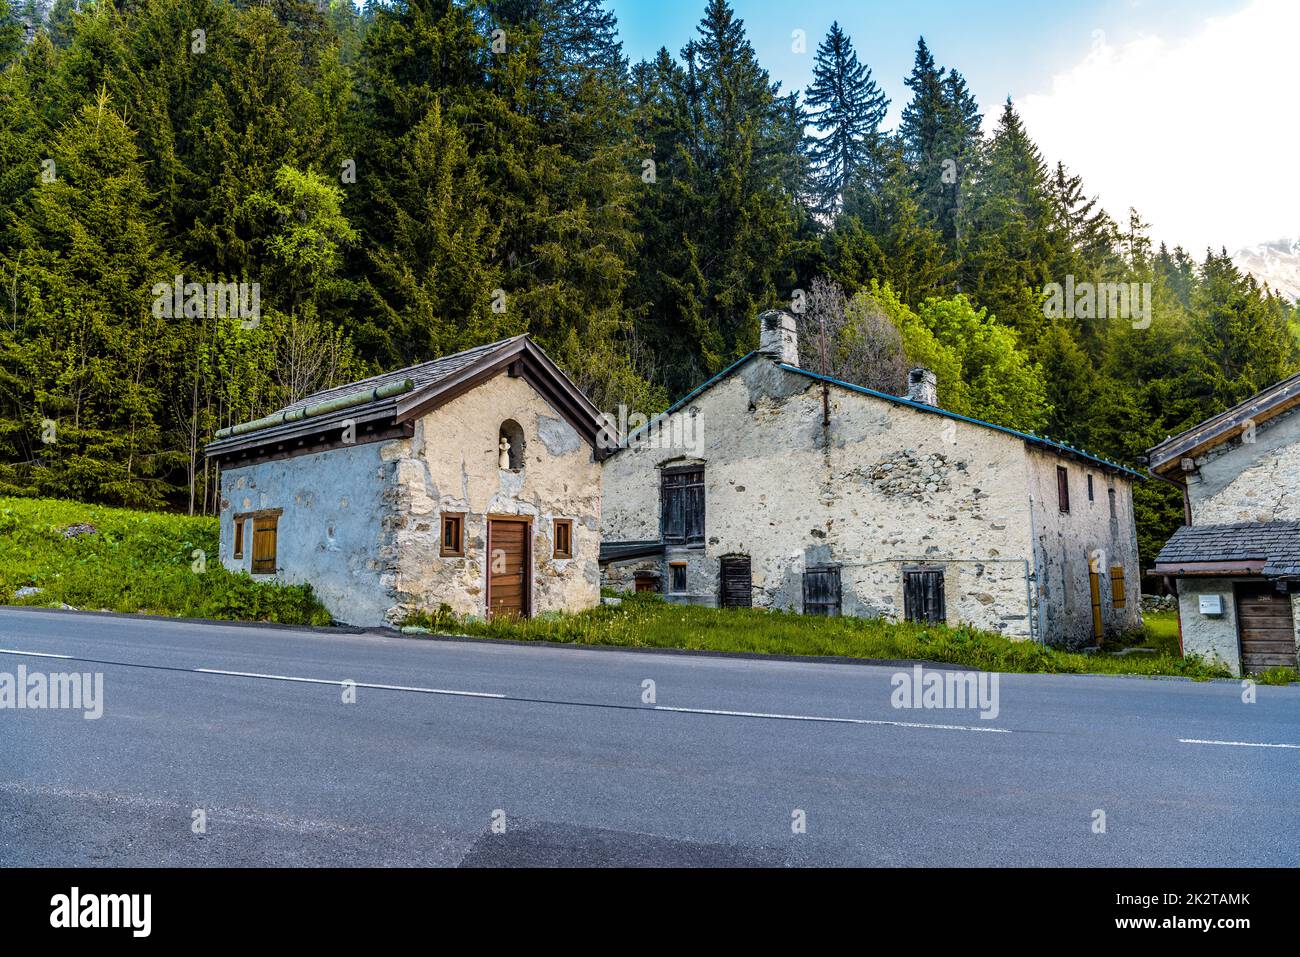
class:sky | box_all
[607,0,1299,256]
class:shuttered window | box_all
[661,467,705,544]
[903,569,946,624]
[553,519,573,559]
[669,562,687,593]
[441,513,464,557]
[232,518,245,559]
[252,514,278,574]
[803,565,841,616]
[1057,466,1070,513]
[1110,566,1126,608]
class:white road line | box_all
[0,647,75,660]
[194,668,507,699]
[654,705,1012,733]
[1179,738,1300,750]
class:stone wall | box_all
[220,441,398,626]
[387,371,602,621]
[1176,578,1242,675]
[600,358,1040,636]
[1025,447,1143,648]
[1185,403,1300,523]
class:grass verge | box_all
[402,593,1252,680]
[0,496,331,625]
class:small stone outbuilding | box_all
[204,335,605,626]
[1148,372,1300,674]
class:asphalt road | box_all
[0,607,1295,867]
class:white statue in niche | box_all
[498,436,511,470]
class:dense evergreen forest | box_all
[0,0,1296,565]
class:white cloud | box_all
[1017,0,1300,256]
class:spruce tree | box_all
[804,21,887,216]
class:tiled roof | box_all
[1155,522,1300,576]
[280,335,526,414]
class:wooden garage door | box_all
[488,520,530,620]
[1235,583,1297,673]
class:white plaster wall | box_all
[1176,578,1241,675]
[219,441,397,625]
[388,371,601,621]
[601,359,1038,636]
[1025,448,1143,647]
[1186,404,1300,523]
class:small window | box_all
[553,519,573,559]
[441,513,465,557]
[1087,474,1095,502]
[232,517,245,559]
[661,467,705,544]
[634,574,659,593]
[252,514,278,574]
[498,420,525,470]
[1056,466,1070,513]
[1110,566,1127,608]
[803,565,842,617]
[669,562,687,593]
[1108,488,1116,518]
[903,568,946,624]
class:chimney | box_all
[906,367,938,407]
[758,309,799,366]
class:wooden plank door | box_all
[1088,567,1103,641]
[904,569,946,624]
[488,519,530,620]
[719,556,752,608]
[1235,583,1297,673]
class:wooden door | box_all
[1088,567,1103,641]
[719,556,751,608]
[904,569,946,624]
[803,565,841,616]
[488,519,530,620]
[1235,583,1297,673]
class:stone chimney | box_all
[758,309,799,366]
[906,367,938,407]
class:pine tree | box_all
[804,21,887,216]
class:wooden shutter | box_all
[661,468,704,544]
[1110,566,1126,608]
[904,569,946,624]
[1089,567,1103,640]
[553,519,573,559]
[803,566,841,616]
[1056,466,1070,513]
[252,515,278,574]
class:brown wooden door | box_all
[1235,583,1297,673]
[488,520,530,620]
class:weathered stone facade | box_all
[1184,403,1300,524]
[601,352,1143,647]
[219,367,601,626]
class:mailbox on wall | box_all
[1198,594,1224,616]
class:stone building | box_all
[204,335,604,626]
[1148,372,1300,674]
[600,311,1144,648]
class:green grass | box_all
[0,496,331,625]
[403,593,1242,680]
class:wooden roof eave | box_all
[1148,377,1300,475]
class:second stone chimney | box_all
[906,367,938,407]
[758,309,799,367]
